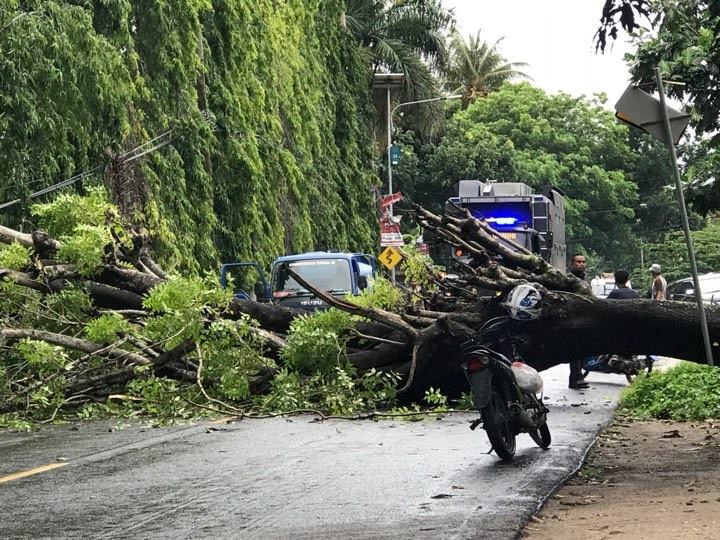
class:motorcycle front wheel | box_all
[481,390,516,461]
[528,422,552,449]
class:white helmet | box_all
[505,284,543,321]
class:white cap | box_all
[649,263,662,273]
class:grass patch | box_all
[620,361,720,420]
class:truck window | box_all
[273,258,352,296]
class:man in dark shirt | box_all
[568,253,590,389]
[607,269,639,299]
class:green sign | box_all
[390,145,401,166]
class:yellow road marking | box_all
[0,462,68,484]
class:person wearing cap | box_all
[649,263,667,301]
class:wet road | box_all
[0,366,627,539]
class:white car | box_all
[668,272,720,305]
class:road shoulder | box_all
[522,416,720,539]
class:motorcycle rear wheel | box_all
[528,422,552,449]
[481,390,516,461]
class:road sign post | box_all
[615,72,713,366]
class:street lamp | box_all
[637,203,647,268]
[384,92,464,282]
[387,94,464,217]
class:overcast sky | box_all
[442,0,635,104]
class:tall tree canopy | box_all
[625,0,720,213]
[345,0,452,95]
[396,83,682,270]
[444,30,530,104]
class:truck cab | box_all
[270,252,377,312]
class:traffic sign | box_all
[380,213,404,247]
[615,85,690,147]
[390,145,401,166]
[379,247,403,270]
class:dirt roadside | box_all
[522,416,720,539]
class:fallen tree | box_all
[1,192,719,422]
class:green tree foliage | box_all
[0,192,412,426]
[628,0,720,136]
[623,1,720,213]
[1,1,378,272]
[402,83,652,268]
[281,308,354,374]
[0,1,134,224]
[345,0,454,144]
[345,0,452,94]
[643,216,720,282]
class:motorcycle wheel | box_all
[528,422,552,449]
[481,390,516,461]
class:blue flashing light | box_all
[486,217,518,226]
[467,202,532,228]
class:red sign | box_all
[380,214,403,247]
[379,192,403,209]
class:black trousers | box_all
[569,358,584,384]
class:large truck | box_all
[445,180,566,272]
[221,251,378,312]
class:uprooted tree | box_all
[1,189,719,423]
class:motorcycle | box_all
[581,353,654,383]
[460,316,551,461]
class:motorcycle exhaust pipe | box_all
[508,403,535,428]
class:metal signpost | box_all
[615,70,714,366]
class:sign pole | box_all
[655,67,714,366]
[386,87,396,283]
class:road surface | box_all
[0,366,627,539]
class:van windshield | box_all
[273,258,352,297]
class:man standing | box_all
[607,269,639,299]
[568,253,590,389]
[649,263,668,300]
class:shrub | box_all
[281,308,354,373]
[620,362,720,420]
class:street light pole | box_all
[386,93,464,282]
[387,86,393,216]
[655,67,714,366]
[387,94,464,217]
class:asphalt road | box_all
[0,366,627,539]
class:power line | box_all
[0,130,175,212]
[0,167,103,212]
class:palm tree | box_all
[344,0,453,96]
[344,1,454,145]
[445,30,531,104]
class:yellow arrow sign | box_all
[379,246,403,270]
